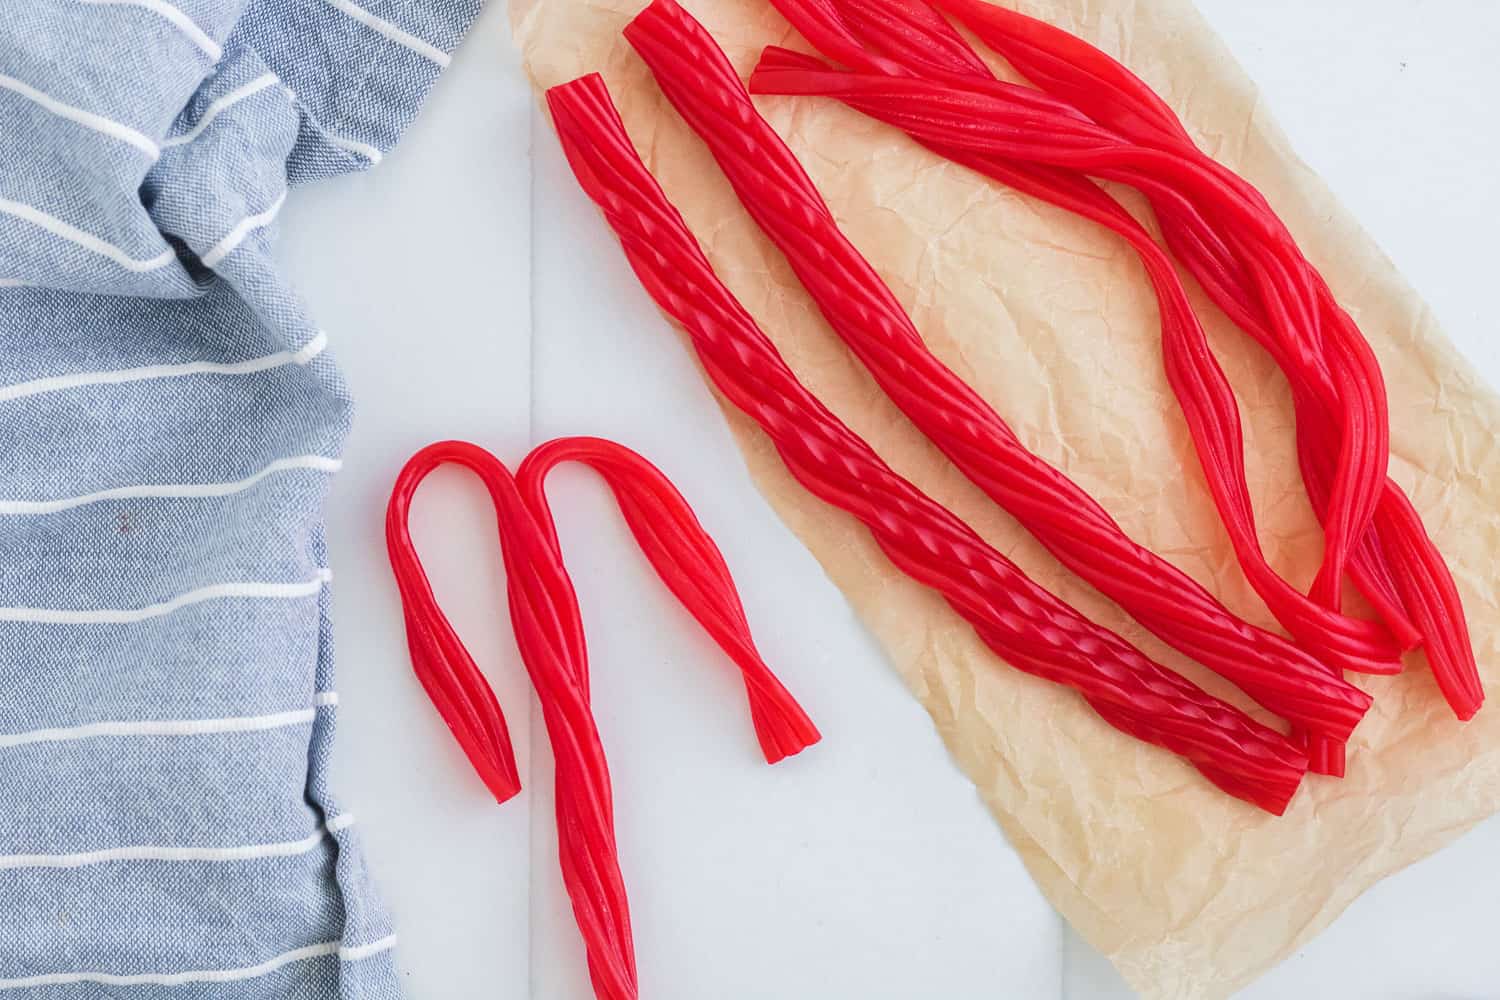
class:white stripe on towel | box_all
[162,73,279,148]
[329,134,384,163]
[78,0,223,61]
[201,190,287,268]
[0,73,159,158]
[339,935,399,962]
[318,0,449,66]
[0,935,397,990]
[0,698,337,750]
[0,455,342,516]
[0,818,352,870]
[0,570,331,625]
[0,332,327,403]
[0,198,175,272]
[292,329,328,363]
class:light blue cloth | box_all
[0,0,482,993]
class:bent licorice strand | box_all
[517,435,822,762]
[622,0,1372,762]
[387,440,634,999]
[386,438,820,1000]
[744,48,1418,662]
[385,442,526,804]
[753,0,1405,637]
[742,29,1399,774]
[743,3,1411,673]
[782,0,1482,721]
[923,0,1400,630]
[547,71,1310,813]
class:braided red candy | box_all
[623,0,1371,771]
[927,0,1480,718]
[547,70,1310,813]
[387,437,818,999]
[746,0,1481,725]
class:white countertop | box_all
[274,2,1500,997]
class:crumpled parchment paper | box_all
[509,1,1500,995]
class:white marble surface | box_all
[275,2,1500,996]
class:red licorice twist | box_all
[386,437,819,1000]
[747,0,1483,724]
[622,0,1371,768]
[745,10,1403,670]
[519,436,821,763]
[921,0,1480,718]
[924,0,1392,609]
[739,4,1396,776]
[547,70,1310,813]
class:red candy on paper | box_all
[748,0,1481,733]
[623,0,1370,762]
[547,68,1310,814]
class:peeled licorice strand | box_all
[749,0,1401,640]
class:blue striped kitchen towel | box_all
[0,0,483,995]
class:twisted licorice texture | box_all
[927,0,1399,632]
[517,435,822,762]
[386,437,821,999]
[920,0,1392,603]
[743,3,1406,766]
[744,45,1389,776]
[743,52,1415,667]
[904,0,1480,717]
[744,7,1408,673]
[387,441,636,1000]
[386,443,526,803]
[546,70,1310,813]
[622,0,1372,753]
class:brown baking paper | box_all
[509,1,1500,995]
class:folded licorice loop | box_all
[386,437,819,1000]
[386,440,526,803]
[621,0,1371,760]
[1161,194,1424,647]
[546,69,1310,813]
[863,0,1480,719]
[745,44,1408,670]
[387,440,636,999]
[516,435,822,763]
